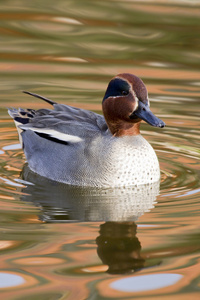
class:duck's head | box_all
[102,73,165,136]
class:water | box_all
[0,1,200,299]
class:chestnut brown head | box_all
[102,73,165,136]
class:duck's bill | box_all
[130,101,165,128]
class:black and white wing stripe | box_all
[8,91,108,146]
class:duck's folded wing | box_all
[14,104,108,145]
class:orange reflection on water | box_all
[0,223,101,300]
[81,265,108,273]
[125,3,200,17]
[13,256,66,266]
[1,61,200,81]
[97,267,200,300]
[0,271,38,291]
[149,84,200,98]
[0,240,16,250]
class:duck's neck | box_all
[108,121,141,137]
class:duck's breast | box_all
[81,134,160,187]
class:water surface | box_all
[0,1,200,299]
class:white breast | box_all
[80,134,160,187]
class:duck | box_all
[8,73,165,187]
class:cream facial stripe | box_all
[115,76,149,107]
[131,90,139,111]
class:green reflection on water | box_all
[0,1,200,299]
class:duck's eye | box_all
[122,90,129,96]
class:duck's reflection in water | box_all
[96,222,144,274]
[21,164,160,274]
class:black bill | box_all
[130,101,165,128]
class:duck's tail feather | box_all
[22,91,57,105]
[8,108,35,123]
[8,108,35,147]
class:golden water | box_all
[0,1,200,299]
